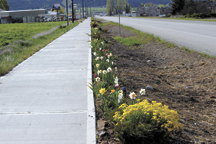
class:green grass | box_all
[113,36,145,46]
[100,21,177,48]
[182,46,213,58]
[0,22,66,47]
[0,21,81,76]
[170,17,216,22]
[91,7,106,14]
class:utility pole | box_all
[84,2,86,17]
[90,3,91,17]
[82,0,84,18]
[72,0,74,23]
[57,9,58,20]
[66,0,69,25]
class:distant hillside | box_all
[8,0,171,11]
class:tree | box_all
[165,3,170,7]
[144,3,156,7]
[171,0,185,15]
[52,6,65,14]
[0,0,9,10]
[158,4,165,7]
[116,0,128,13]
[106,0,114,16]
[125,3,131,13]
[182,0,210,15]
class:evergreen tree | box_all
[125,3,131,13]
[171,0,185,15]
[0,0,9,10]
[182,0,209,15]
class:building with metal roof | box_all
[0,9,48,23]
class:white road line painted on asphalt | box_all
[143,24,216,40]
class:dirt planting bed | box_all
[96,22,216,144]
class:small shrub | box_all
[183,13,216,19]
[18,40,32,47]
[91,28,102,40]
[91,21,99,28]
[113,100,182,143]
[59,25,67,29]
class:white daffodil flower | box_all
[115,67,117,71]
[100,56,103,60]
[97,70,102,75]
[107,67,112,72]
[118,93,123,103]
[129,92,136,99]
[114,77,118,84]
[96,64,100,68]
[103,70,107,74]
[112,62,114,65]
[140,89,146,95]
[95,57,99,61]
[106,59,109,62]
[93,52,96,56]
[95,77,100,82]
[118,90,123,94]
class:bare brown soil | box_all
[96,23,216,144]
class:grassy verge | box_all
[0,22,67,47]
[0,21,81,76]
[99,21,214,58]
[100,21,177,48]
[168,17,216,22]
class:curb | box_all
[86,18,96,144]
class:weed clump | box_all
[91,21,99,28]
[59,25,67,29]
[16,40,32,47]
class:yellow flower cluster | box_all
[113,99,182,133]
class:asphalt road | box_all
[98,16,216,56]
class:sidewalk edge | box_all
[86,18,96,144]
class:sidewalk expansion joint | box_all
[0,110,90,116]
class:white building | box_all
[0,9,48,23]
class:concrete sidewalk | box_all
[0,18,95,144]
